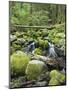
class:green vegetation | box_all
[9,1,66,88]
[38,39,49,49]
[49,78,60,85]
[11,51,30,76]
[26,60,45,80]
[33,48,42,55]
[10,2,65,25]
[49,70,65,85]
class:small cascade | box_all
[23,42,35,53]
[48,42,57,58]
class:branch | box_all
[11,25,54,29]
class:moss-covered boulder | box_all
[49,70,65,84]
[38,39,49,49]
[33,48,42,55]
[38,39,44,47]
[11,51,30,76]
[50,70,60,78]
[55,33,64,38]
[26,60,45,80]
[49,78,60,85]
[44,40,49,49]
[52,37,60,45]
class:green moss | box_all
[55,33,64,38]
[41,30,48,37]
[59,73,65,83]
[33,48,42,55]
[15,32,20,37]
[26,60,45,80]
[48,23,65,48]
[11,51,30,76]
[49,78,60,85]
[12,43,21,50]
[38,39,44,45]
[23,35,28,40]
[48,29,56,40]
[49,70,65,84]
[55,23,65,32]
[44,40,49,48]
[52,38,60,45]
[38,39,48,49]
[37,37,42,41]
[50,70,60,78]
[36,31,42,36]
[53,37,65,48]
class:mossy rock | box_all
[23,35,28,40]
[49,78,60,86]
[48,29,55,39]
[41,30,48,37]
[52,38,60,45]
[50,70,65,84]
[15,32,20,37]
[33,48,42,55]
[38,39,48,49]
[59,73,65,83]
[55,33,64,38]
[11,51,30,76]
[36,31,42,36]
[12,43,21,50]
[38,39,45,47]
[50,70,60,78]
[48,23,65,47]
[55,23,65,32]
[44,40,49,49]
[26,60,45,80]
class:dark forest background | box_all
[9,2,66,26]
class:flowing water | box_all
[23,42,35,53]
[24,41,58,58]
[48,42,57,58]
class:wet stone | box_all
[17,38,26,45]
[10,35,17,42]
[35,81,47,86]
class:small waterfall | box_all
[48,42,57,58]
[23,42,35,53]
